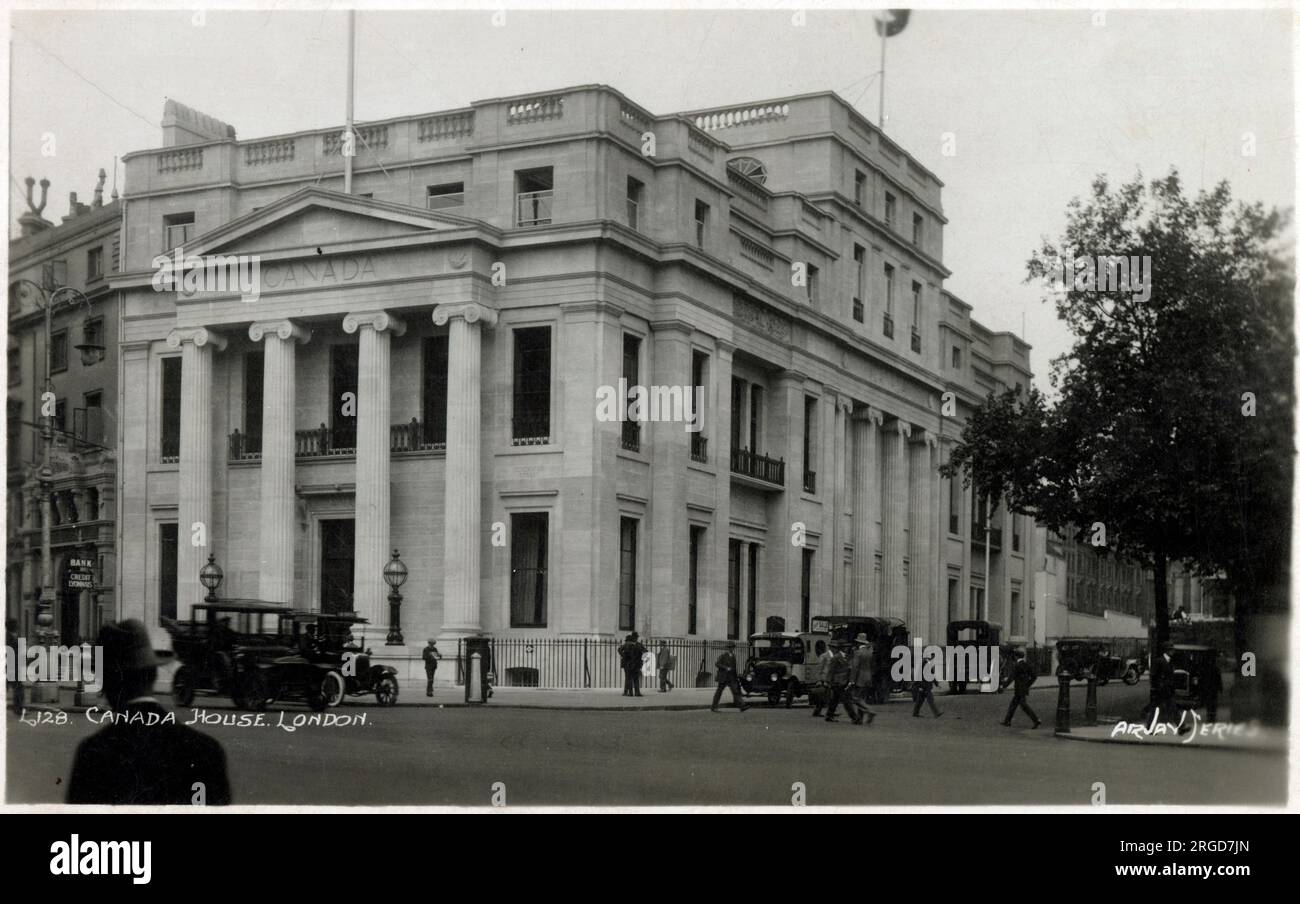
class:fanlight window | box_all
[727,156,768,185]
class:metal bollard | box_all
[1055,674,1071,734]
[1084,674,1099,726]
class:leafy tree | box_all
[945,171,1292,721]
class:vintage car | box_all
[740,631,832,706]
[1170,644,1222,707]
[810,615,909,702]
[946,620,1016,693]
[163,600,297,708]
[1055,638,1143,686]
[239,612,400,711]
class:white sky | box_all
[5,4,1294,378]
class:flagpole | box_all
[344,9,356,195]
[878,21,887,128]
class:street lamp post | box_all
[13,280,103,703]
[382,548,408,646]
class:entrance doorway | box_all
[319,519,355,614]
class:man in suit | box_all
[1148,641,1185,732]
[810,639,832,717]
[711,642,749,712]
[1001,648,1041,728]
[422,639,441,697]
[618,632,646,697]
[823,645,858,723]
[656,639,675,693]
[847,634,877,725]
[67,619,231,805]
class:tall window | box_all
[7,401,21,465]
[727,539,742,640]
[802,396,817,493]
[854,170,866,208]
[626,177,643,231]
[330,344,359,449]
[426,182,465,211]
[688,526,704,635]
[619,517,638,631]
[883,263,896,338]
[852,245,866,322]
[800,549,814,631]
[159,523,179,622]
[510,512,548,627]
[319,519,355,614]
[83,390,104,444]
[947,577,961,624]
[621,334,641,451]
[691,351,708,460]
[512,327,551,445]
[1012,515,1022,553]
[748,385,763,452]
[87,247,104,281]
[805,264,819,306]
[163,212,195,250]
[971,586,986,621]
[1010,588,1022,636]
[730,377,745,450]
[50,330,68,373]
[422,335,449,444]
[911,281,923,352]
[912,212,924,247]
[951,345,962,370]
[515,168,554,226]
[694,200,709,249]
[160,356,182,460]
[884,192,896,229]
[948,472,961,534]
[244,351,264,452]
[746,545,759,638]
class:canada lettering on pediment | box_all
[734,294,791,342]
[260,254,377,291]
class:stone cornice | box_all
[431,302,498,328]
[248,320,311,344]
[165,327,227,351]
[343,310,407,336]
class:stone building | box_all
[110,88,1036,681]
[7,172,121,641]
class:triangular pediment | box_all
[181,187,486,258]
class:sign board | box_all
[65,556,95,591]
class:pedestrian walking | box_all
[1147,642,1187,733]
[67,619,231,805]
[911,676,943,718]
[6,619,22,715]
[656,639,676,692]
[618,632,646,697]
[1001,648,1041,728]
[711,642,749,712]
[810,639,832,717]
[422,639,441,697]
[847,633,877,725]
[823,645,858,723]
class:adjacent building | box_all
[110,88,1038,683]
[7,172,121,642]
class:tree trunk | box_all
[1152,550,1169,647]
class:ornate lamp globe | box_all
[383,549,408,590]
[199,554,224,601]
[74,317,106,366]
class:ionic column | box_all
[880,418,910,620]
[830,395,852,614]
[930,438,945,637]
[249,320,310,603]
[166,327,226,619]
[709,341,735,639]
[850,407,883,615]
[433,302,498,638]
[908,431,935,642]
[343,311,405,627]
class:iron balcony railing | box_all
[731,447,785,486]
[296,424,357,458]
[391,418,446,453]
[689,433,708,463]
[621,420,641,452]
[803,468,817,494]
[515,190,554,227]
[231,419,447,461]
[911,327,922,353]
[512,413,551,447]
[228,429,262,461]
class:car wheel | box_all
[1123,667,1140,686]
[172,666,196,706]
[374,675,399,707]
[311,670,345,711]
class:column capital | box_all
[886,417,911,440]
[432,302,498,328]
[249,319,311,344]
[853,405,885,426]
[344,310,407,336]
[910,428,938,449]
[835,395,854,415]
[166,327,227,352]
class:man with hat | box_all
[1147,640,1185,732]
[847,633,877,725]
[67,619,231,805]
[618,632,647,697]
[423,639,442,697]
[711,641,749,713]
[1001,648,1041,728]
[823,644,858,723]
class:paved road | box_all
[5,682,1286,806]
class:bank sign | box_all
[65,557,95,591]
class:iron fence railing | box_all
[454,636,755,690]
[731,447,785,486]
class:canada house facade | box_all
[111,87,1036,676]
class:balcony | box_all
[803,468,817,494]
[296,424,356,458]
[690,433,708,463]
[731,448,785,488]
[515,190,554,227]
[230,419,446,462]
[512,413,551,447]
[620,421,641,453]
[229,429,262,461]
[971,523,1003,551]
[390,418,446,453]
